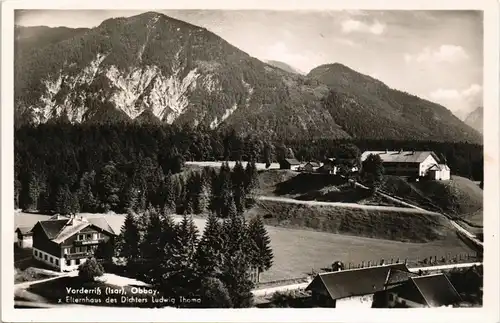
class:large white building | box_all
[360,150,450,180]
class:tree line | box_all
[14,123,483,211]
[96,206,273,308]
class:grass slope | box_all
[381,175,483,227]
[248,200,455,243]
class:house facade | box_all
[31,215,116,272]
[15,226,33,248]
[306,263,413,308]
[361,150,447,179]
[279,158,302,171]
[427,164,451,180]
[303,162,322,173]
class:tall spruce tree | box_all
[195,174,211,214]
[140,209,165,283]
[232,161,246,214]
[244,160,259,208]
[195,212,224,277]
[163,172,176,213]
[118,210,141,263]
[248,215,274,282]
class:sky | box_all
[15,10,483,119]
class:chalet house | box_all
[303,161,322,173]
[305,263,413,308]
[279,158,302,171]
[30,215,116,272]
[381,273,462,308]
[360,150,450,179]
[15,226,33,248]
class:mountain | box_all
[265,60,303,74]
[464,106,483,134]
[308,63,482,143]
[14,12,482,144]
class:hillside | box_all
[248,199,460,243]
[380,175,483,227]
[464,107,483,134]
[308,63,482,143]
[14,12,350,140]
[14,12,482,143]
[265,60,303,74]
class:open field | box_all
[15,212,473,282]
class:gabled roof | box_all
[87,217,116,235]
[361,151,440,164]
[35,215,117,244]
[37,219,71,239]
[386,268,419,286]
[428,164,450,171]
[306,161,321,167]
[409,274,462,307]
[306,263,410,300]
[15,226,33,235]
[283,158,301,165]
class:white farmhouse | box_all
[360,150,450,180]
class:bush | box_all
[78,257,104,282]
[198,277,233,308]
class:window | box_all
[34,250,38,257]
[81,246,87,252]
[76,259,80,265]
[50,257,53,263]
[44,254,48,261]
[64,248,68,255]
[87,234,91,239]
[93,233,98,240]
[55,259,59,265]
[75,247,81,253]
[66,259,71,266]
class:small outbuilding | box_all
[303,161,322,173]
[279,158,302,171]
[427,164,451,180]
[15,226,33,248]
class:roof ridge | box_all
[318,263,408,275]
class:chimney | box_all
[385,149,388,154]
[399,149,403,154]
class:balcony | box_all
[74,238,105,246]
[64,251,92,260]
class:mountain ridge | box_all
[14,12,482,144]
[464,106,483,134]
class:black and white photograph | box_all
[2,1,499,322]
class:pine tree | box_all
[118,210,141,263]
[195,212,224,277]
[244,160,259,208]
[77,171,98,212]
[140,209,164,283]
[232,161,246,214]
[219,250,255,308]
[163,173,176,213]
[248,215,274,282]
[54,184,72,215]
[216,163,233,218]
[69,192,80,215]
[195,175,211,215]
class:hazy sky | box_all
[16,10,483,118]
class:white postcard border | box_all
[2,0,499,322]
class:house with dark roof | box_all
[279,158,302,171]
[360,150,448,179]
[384,273,462,308]
[303,161,322,173]
[305,263,412,308]
[15,226,33,248]
[30,215,116,272]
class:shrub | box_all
[78,257,104,282]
